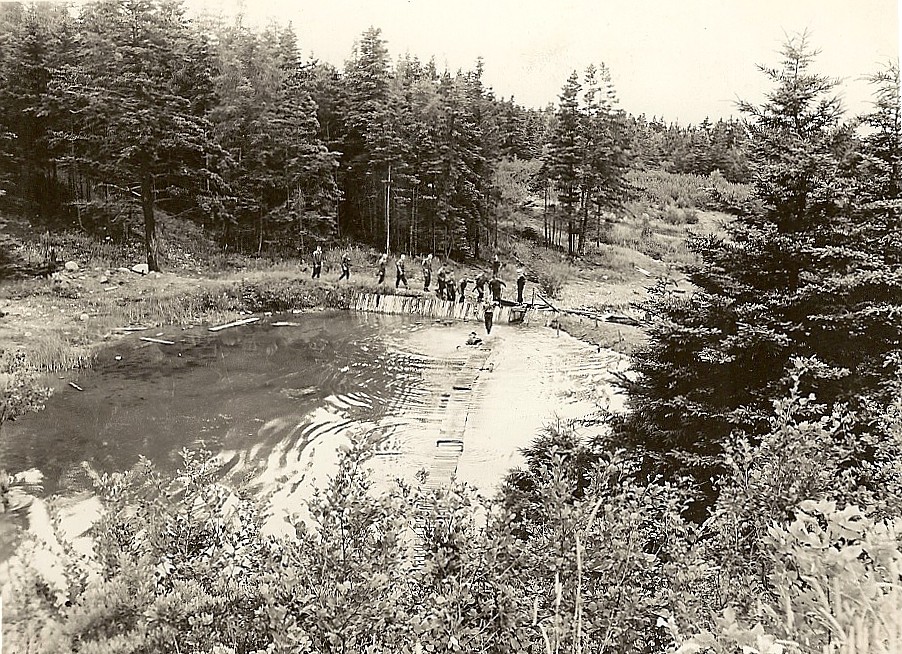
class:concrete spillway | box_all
[353,292,524,324]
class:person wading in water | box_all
[483,300,496,334]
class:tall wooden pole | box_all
[385,164,392,254]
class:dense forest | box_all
[2,1,902,653]
[0,0,751,268]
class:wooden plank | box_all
[208,316,260,332]
[139,337,175,345]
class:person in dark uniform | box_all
[474,271,487,301]
[458,277,469,303]
[516,269,527,304]
[338,252,351,280]
[489,276,506,303]
[311,246,323,279]
[492,253,501,277]
[446,274,456,302]
[483,301,496,334]
[396,254,408,288]
[422,254,433,291]
[436,264,447,299]
[377,254,388,284]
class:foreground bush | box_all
[4,429,707,654]
[4,388,900,653]
[669,501,902,654]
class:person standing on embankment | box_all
[489,276,506,303]
[436,264,447,299]
[458,276,469,303]
[474,271,487,302]
[377,253,387,284]
[338,251,351,280]
[311,245,323,279]
[422,254,433,291]
[396,254,408,289]
[446,273,457,302]
[516,269,526,304]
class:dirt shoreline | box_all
[1,263,646,380]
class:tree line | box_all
[0,0,761,271]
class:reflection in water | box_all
[0,311,442,501]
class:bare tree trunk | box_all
[141,174,160,272]
[542,184,550,247]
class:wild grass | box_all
[597,219,696,267]
[537,261,572,299]
[24,332,93,372]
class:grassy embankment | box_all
[491,168,745,350]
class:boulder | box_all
[131,263,149,275]
[64,261,79,272]
[99,275,109,284]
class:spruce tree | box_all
[50,0,215,271]
[615,34,902,507]
[547,71,582,255]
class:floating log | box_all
[139,337,175,345]
[271,321,301,327]
[208,316,260,332]
[114,326,148,332]
[68,382,83,391]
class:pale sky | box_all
[192,0,900,124]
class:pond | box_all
[0,311,445,494]
[0,308,628,541]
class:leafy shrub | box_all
[668,502,902,654]
[4,429,705,654]
[627,170,752,215]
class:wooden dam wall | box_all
[353,292,524,324]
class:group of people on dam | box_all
[308,246,530,334]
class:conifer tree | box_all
[615,34,902,508]
[547,71,582,254]
[50,0,216,270]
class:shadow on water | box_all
[0,311,435,498]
